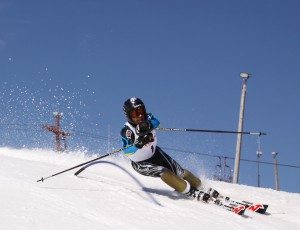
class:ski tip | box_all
[247,204,269,214]
[256,204,268,214]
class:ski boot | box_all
[207,188,220,199]
[186,187,210,202]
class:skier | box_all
[120,97,210,201]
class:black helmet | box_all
[123,97,146,123]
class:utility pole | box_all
[256,150,263,187]
[272,152,280,191]
[233,72,251,184]
[43,112,70,152]
[108,124,111,153]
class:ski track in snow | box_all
[0,147,300,230]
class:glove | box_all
[136,133,154,148]
[136,121,152,136]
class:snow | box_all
[1,147,300,230]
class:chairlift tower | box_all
[272,152,280,191]
[256,150,263,187]
[43,112,70,152]
[213,156,233,182]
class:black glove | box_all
[136,133,154,148]
[136,121,152,136]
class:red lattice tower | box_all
[43,112,70,152]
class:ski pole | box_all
[36,146,127,183]
[157,127,266,136]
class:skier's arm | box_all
[120,127,139,154]
[120,113,159,152]
[134,113,159,148]
[147,113,160,129]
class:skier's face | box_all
[130,107,146,125]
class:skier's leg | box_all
[160,169,190,193]
[154,147,202,189]
[131,161,163,177]
[131,159,189,192]
[154,147,185,177]
[161,170,210,201]
[183,169,202,190]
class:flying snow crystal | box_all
[0,80,103,150]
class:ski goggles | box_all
[130,107,146,119]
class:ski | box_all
[195,190,247,216]
[228,199,268,214]
[210,198,248,216]
[207,188,268,214]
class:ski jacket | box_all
[120,113,160,162]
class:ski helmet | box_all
[123,97,146,123]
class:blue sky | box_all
[0,0,299,193]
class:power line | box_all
[1,122,299,169]
[161,146,300,169]
[69,129,119,142]
[0,122,117,141]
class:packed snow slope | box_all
[1,147,300,230]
